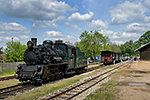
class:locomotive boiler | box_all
[16,38,87,84]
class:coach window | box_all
[72,48,76,57]
[69,48,72,56]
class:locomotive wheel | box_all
[82,69,86,73]
[76,70,80,74]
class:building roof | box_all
[135,42,150,52]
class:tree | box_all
[0,47,4,62]
[4,41,27,62]
[109,43,121,52]
[135,31,150,48]
[75,30,110,59]
[102,44,111,51]
[120,40,136,56]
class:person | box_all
[120,57,123,65]
[89,59,92,63]
[113,60,115,65]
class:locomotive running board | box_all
[47,62,68,66]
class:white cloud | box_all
[63,35,78,43]
[32,16,66,28]
[20,35,30,39]
[0,22,31,34]
[113,41,124,45]
[44,30,78,43]
[0,0,77,21]
[65,22,82,31]
[0,35,30,47]
[44,37,63,41]
[144,0,150,9]
[65,22,69,25]
[144,16,150,23]
[124,23,150,32]
[19,35,30,45]
[0,22,31,47]
[99,29,141,43]
[88,19,108,30]
[110,1,147,24]
[121,32,140,39]
[100,30,118,38]
[0,36,19,42]
[72,25,82,31]
[68,11,94,22]
[44,31,63,37]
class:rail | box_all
[41,61,132,100]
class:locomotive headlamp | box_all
[27,41,33,48]
[37,65,41,69]
[17,65,22,69]
[37,65,41,71]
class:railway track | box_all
[0,82,35,99]
[0,64,103,99]
[40,61,132,100]
[87,61,125,72]
[0,76,15,81]
[0,61,130,99]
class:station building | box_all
[135,42,150,61]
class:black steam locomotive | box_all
[16,38,87,84]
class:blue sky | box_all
[0,0,150,48]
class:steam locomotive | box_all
[16,38,87,84]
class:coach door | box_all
[72,48,76,68]
[68,47,76,68]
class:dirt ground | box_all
[116,61,150,100]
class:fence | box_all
[0,62,25,71]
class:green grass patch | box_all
[8,72,97,100]
[0,79,20,89]
[84,80,118,100]
[84,68,122,100]
[7,63,124,100]
[0,70,16,77]
[115,70,123,75]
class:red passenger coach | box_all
[101,51,115,65]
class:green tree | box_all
[120,40,136,56]
[135,31,150,48]
[109,43,121,52]
[102,44,111,51]
[4,41,27,62]
[75,30,110,59]
[0,47,4,62]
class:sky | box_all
[0,0,150,49]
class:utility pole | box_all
[11,37,14,61]
[12,37,13,44]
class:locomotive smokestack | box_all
[31,38,37,47]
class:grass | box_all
[0,70,16,77]
[7,71,98,100]
[0,79,20,89]
[84,81,119,100]
[115,70,123,75]
[6,62,125,100]
[84,69,123,100]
